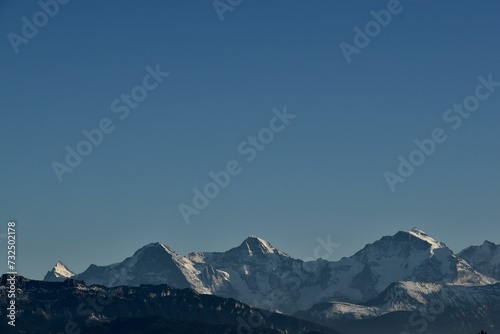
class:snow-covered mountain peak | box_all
[53,261,75,278]
[353,228,447,262]
[243,236,274,254]
[238,236,289,257]
[43,261,76,282]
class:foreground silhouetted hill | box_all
[0,275,338,334]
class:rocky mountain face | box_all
[294,281,500,334]
[459,240,500,280]
[0,275,336,334]
[316,228,494,303]
[71,242,197,290]
[44,228,495,314]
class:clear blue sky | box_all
[1,0,499,279]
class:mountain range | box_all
[39,228,500,333]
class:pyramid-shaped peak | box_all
[133,242,178,257]
[239,236,289,257]
[53,261,75,278]
[244,235,274,250]
[245,235,271,244]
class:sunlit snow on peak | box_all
[408,228,445,254]
[53,261,75,278]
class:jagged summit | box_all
[53,261,75,277]
[460,240,499,254]
[459,240,500,280]
[43,261,75,282]
[482,240,498,247]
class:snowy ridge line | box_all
[43,228,498,314]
